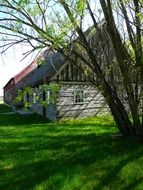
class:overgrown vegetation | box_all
[0,104,143,190]
[14,83,60,109]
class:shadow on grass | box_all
[0,129,143,190]
[0,104,13,113]
[123,177,143,190]
[0,104,143,189]
[0,113,49,126]
[0,104,49,126]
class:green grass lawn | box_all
[0,103,13,113]
[0,104,143,190]
[0,100,3,104]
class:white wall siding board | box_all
[23,83,132,120]
[57,108,110,118]
[57,105,109,111]
[29,83,109,120]
[57,84,110,119]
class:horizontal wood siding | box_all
[57,84,110,119]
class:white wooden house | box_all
[4,51,110,121]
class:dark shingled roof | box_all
[16,52,66,89]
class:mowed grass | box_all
[0,105,143,190]
[0,103,13,113]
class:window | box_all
[74,90,85,104]
[33,92,37,104]
[24,93,29,103]
[46,91,50,104]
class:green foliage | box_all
[136,12,143,20]
[24,101,31,109]
[14,83,60,108]
[39,84,50,91]
[13,89,23,104]
[49,83,60,94]
[23,86,33,96]
[39,83,60,105]
[50,83,59,104]
[76,0,86,15]
[18,0,30,6]
[41,100,47,108]
[13,86,32,109]
[36,56,47,66]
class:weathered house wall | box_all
[31,102,57,121]
[4,48,135,121]
[46,105,57,121]
[27,83,109,121]
[4,89,14,104]
[57,83,110,119]
[3,78,15,105]
[3,61,37,105]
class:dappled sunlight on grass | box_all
[0,104,143,190]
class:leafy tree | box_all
[0,0,142,137]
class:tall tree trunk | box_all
[100,0,143,136]
[99,82,135,137]
[61,0,142,137]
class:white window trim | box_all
[33,92,37,104]
[73,89,85,104]
[46,91,50,104]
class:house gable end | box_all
[51,62,88,82]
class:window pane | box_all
[74,90,84,104]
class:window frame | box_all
[33,92,37,104]
[46,90,50,104]
[73,89,85,104]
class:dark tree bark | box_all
[99,0,143,137]
[60,0,143,137]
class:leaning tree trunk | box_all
[62,0,143,138]
[100,0,143,137]
[93,80,136,137]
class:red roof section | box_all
[3,78,15,90]
[3,61,37,91]
[14,61,37,83]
